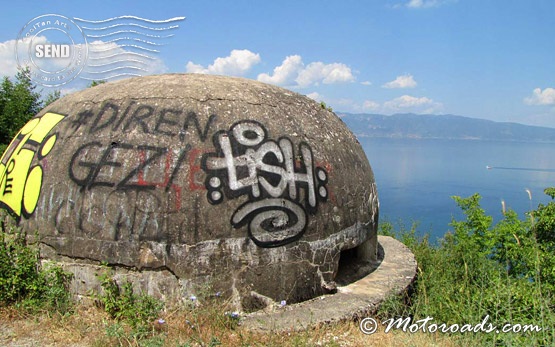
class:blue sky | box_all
[1,0,554,127]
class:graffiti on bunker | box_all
[55,102,217,242]
[0,100,331,249]
[0,112,66,219]
[202,120,329,248]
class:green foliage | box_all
[0,67,43,153]
[529,189,555,294]
[95,269,164,334]
[93,274,242,346]
[544,187,555,199]
[319,101,333,112]
[88,80,107,88]
[43,90,61,107]
[378,190,555,346]
[0,221,73,313]
[0,68,64,155]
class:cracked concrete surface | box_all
[241,236,417,331]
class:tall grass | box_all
[378,190,555,346]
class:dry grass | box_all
[0,303,461,347]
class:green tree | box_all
[0,76,14,150]
[0,67,43,154]
[0,67,65,155]
[43,90,61,107]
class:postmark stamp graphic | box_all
[15,14,186,87]
[74,15,185,82]
[16,14,88,87]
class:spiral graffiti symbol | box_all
[231,198,307,248]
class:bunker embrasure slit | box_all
[335,243,382,286]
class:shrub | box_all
[0,220,73,313]
[378,190,555,346]
[95,269,164,332]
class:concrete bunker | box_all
[0,74,380,312]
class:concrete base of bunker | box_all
[38,234,414,331]
[240,236,417,332]
[38,219,379,312]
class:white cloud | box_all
[258,57,356,88]
[189,52,356,88]
[0,37,56,78]
[382,74,417,89]
[0,39,22,77]
[524,88,555,106]
[296,62,355,87]
[257,55,303,85]
[405,0,455,8]
[306,92,323,101]
[360,81,372,86]
[383,95,443,113]
[186,49,261,76]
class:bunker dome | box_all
[0,74,379,310]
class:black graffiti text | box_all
[69,141,191,192]
[73,101,217,142]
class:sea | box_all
[359,137,555,242]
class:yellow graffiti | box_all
[0,112,65,218]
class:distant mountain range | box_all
[339,113,555,143]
